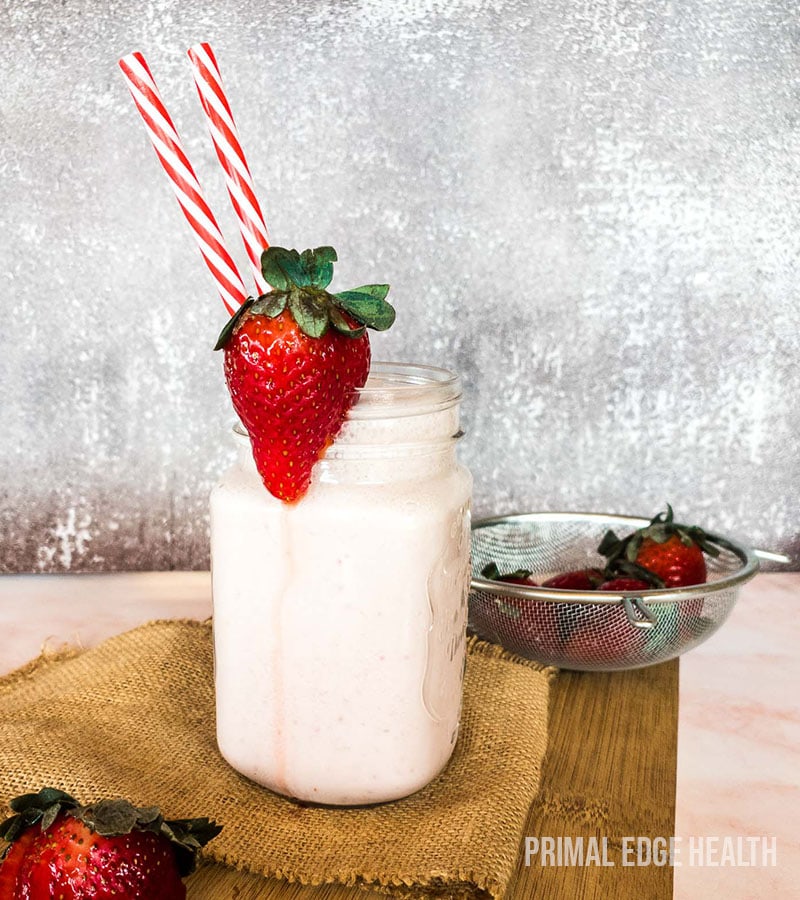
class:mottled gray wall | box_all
[1,0,798,572]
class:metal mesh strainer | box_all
[469,512,759,671]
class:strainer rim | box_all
[470,511,760,604]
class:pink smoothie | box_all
[211,363,472,805]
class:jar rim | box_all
[349,361,462,418]
[232,361,462,438]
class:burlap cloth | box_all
[0,620,554,900]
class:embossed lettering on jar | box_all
[210,362,472,805]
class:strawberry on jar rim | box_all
[0,787,221,900]
[215,246,395,503]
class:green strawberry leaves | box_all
[261,247,310,289]
[480,562,535,582]
[215,245,395,347]
[262,246,338,291]
[259,246,395,334]
[301,246,337,289]
[213,295,255,351]
[160,816,225,877]
[333,285,395,331]
[329,305,365,338]
[481,562,502,580]
[250,291,287,319]
[289,291,329,338]
[1,788,79,844]
[80,798,161,837]
[336,283,390,302]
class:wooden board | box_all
[187,660,678,899]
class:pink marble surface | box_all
[0,571,797,899]
[0,572,212,673]
[674,572,800,898]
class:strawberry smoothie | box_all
[211,362,472,805]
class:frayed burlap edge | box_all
[198,854,499,900]
[0,619,210,693]
[0,646,82,689]
[465,634,559,682]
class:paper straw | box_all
[119,51,248,315]
[187,43,269,294]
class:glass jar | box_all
[210,362,472,805]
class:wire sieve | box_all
[469,512,760,671]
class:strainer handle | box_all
[753,548,792,564]
[622,596,657,630]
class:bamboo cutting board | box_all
[187,660,678,900]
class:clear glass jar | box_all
[210,362,472,805]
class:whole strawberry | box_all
[215,246,395,502]
[0,787,221,900]
[598,505,727,588]
[541,569,605,591]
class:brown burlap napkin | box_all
[0,620,554,900]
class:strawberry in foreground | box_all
[597,505,728,588]
[216,245,395,503]
[0,787,221,899]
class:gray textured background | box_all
[1,0,798,572]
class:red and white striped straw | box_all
[118,51,248,315]
[187,43,269,295]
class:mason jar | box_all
[210,362,472,805]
